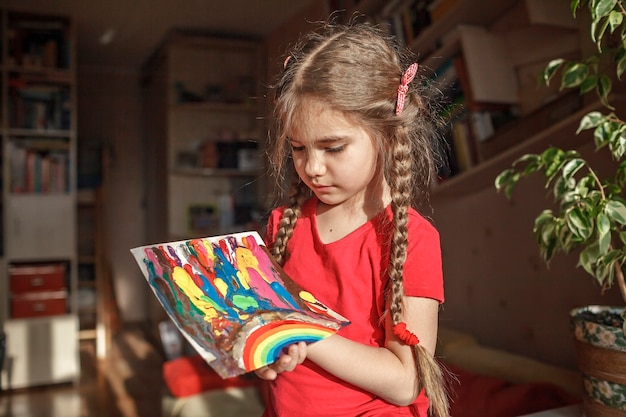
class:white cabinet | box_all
[6,195,76,260]
[1,316,79,389]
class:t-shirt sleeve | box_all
[263,207,285,249]
[402,213,444,303]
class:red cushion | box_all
[445,363,580,417]
[163,355,259,398]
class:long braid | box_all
[271,177,309,265]
[388,129,412,326]
[388,118,449,417]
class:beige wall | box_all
[77,68,148,322]
[434,141,624,369]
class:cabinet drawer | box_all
[11,292,67,318]
[10,263,66,293]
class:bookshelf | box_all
[343,0,583,191]
[141,31,265,337]
[0,8,79,388]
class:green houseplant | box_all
[495,0,626,415]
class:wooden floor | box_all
[0,324,165,417]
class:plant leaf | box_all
[494,169,514,192]
[597,74,613,108]
[617,47,626,79]
[543,59,565,86]
[578,111,605,133]
[605,199,626,225]
[597,212,611,254]
[578,241,599,275]
[616,160,626,187]
[541,147,565,182]
[562,158,585,181]
[619,230,626,245]
[566,206,593,239]
[580,73,598,93]
[561,62,589,88]
[595,0,618,18]
[609,9,623,32]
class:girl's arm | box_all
[255,295,440,406]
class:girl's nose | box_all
[305,152,325,177]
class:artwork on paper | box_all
[130,231,350,378]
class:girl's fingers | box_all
[255,366,278,380]
[294,341,307,364]
[254,342,308,379]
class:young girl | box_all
[256,18,449,417]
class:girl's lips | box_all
[312,184,332,191]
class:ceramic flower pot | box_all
[570,305,626,417]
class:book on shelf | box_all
[401,0,433,44]
[7,15,71,70]
[380,0,435,46]
[9,139,69,193]
[8,80,71,130]
[131,231,350,378]
[429,50,518,181]
[450,114,478,172]
[436,111,479,181]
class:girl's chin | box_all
[314,193,351,207]
[313,192,338,205]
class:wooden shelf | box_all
[432,97,622,199]
[7,128,72,138]
[5,66,73,83]
[350,0,518,54]
[411,0,518,57]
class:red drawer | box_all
[11,291,67,318]
[10,263,66,293]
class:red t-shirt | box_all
[262,198,444,417]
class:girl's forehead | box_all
[291,96,328,119]
[288,104,356,139]
[290,98,355,129]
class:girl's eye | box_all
[291,145,305,152]
[326,145,344,153]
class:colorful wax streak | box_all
[130,231,350,378]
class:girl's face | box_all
[287,98,388,210]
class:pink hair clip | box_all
[395,62,418,115]
[283,55,292,69]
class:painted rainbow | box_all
[242,320,336,371]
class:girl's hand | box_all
[254,341,307,380]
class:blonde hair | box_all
[267,18,449,417]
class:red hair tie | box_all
[393,322,420,346]
[395,62,418,115]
